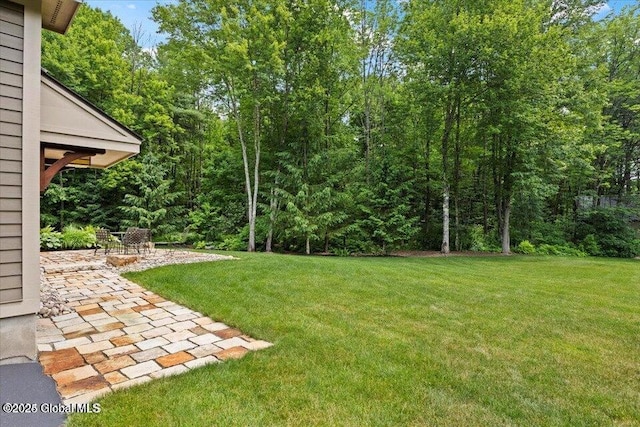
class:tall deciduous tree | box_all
[595,6,640,198]
[39,1,638,258]
[399,1,485,254]
[154,0,288,251]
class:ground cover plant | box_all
[68,253,640,426]
[39,225,97,251]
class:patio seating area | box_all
[37,250,272,405]
[94,228,155,255]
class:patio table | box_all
[109,231,126,253]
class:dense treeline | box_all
[41,1,639,257]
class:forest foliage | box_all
[40,0,640,257]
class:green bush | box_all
[156,231,187,244]
[215,235,246,251]
[514,240,536,254]
[331,248,351,257]
[61,225,97,249]
[530,218,572,246]
[536,243,587,257]
[468,225,489,251]
[575,208,640,258]
[579,234,601,256]
[193,241,207,250]
[40,226,63,251]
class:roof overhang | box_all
[42,0,81,34]
[40,70,142,169]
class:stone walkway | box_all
[37,250,272,405]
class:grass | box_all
[69,253,640,426]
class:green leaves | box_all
[40,1,638,257]
[119,154,183,235]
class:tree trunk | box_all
[440,97,455,255]
[266,182,277,252]
[224,76,258,252]
[442,185,450,254]
[249,101,261,252]
[440,184,451,255]
[500,137,515,255]
[501,197,511,254]
[306,236,310,255]
[453,95,462,251]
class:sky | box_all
[85,0,176,47]
[595,0,638,18]
[86,0,636,48]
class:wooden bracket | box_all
[40,146,97,193]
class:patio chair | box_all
[94,228,116,254]
[140,228,154,254]
[122,227,147,254]
[153,227,190,255]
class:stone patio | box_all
[37,250,272,405]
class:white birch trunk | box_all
[225,76,258,252]
[441,185,450,254]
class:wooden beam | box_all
[40,148,96,193]
[42,142,106,155]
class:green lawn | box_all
[69,254,640,426]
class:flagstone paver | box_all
[131,347,169,363]
[163,340,197,354]
[216,346,250,361]
[136,337,170,351]
[188,343,222,358]
[156,351,194,368]
[217,337,251,350]
[38,249,273,405]
[150,364,190,379]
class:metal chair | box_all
[140,228,154,254]
[122,227,146,254]
[94,228,115,254]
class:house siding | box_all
[0,0,24,304]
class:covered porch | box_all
[39,69,142,194]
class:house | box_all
[0,0,141,363]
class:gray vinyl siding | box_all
[0,0,23,304]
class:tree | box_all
[154,0,288,251]
[596,6,640,198]
[475,1,577,254]
[120,154,183,235]
[399,0,486,254]
[40,0,638,258]
[41,6,180,234]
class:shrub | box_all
[61,225,97,249]
[579,234,601,256]
[536,244,587,257]
[514,240,536,254]
[530,219,572,246]
[468,225,489,252]
[331,248,351,257]
[575,208,640,258]
[40,226,63,251]
[215,235,245,251]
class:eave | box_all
[42,0,81,34]
[40,69,142,192]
